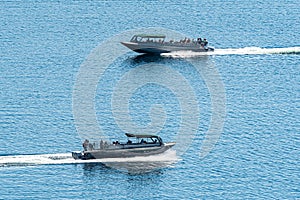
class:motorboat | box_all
[72,133,175,160]
[121,34,214,54]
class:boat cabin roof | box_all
[125,133,160,139]
[133,34,166,39]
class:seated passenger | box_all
[100,140,104,149]
[104,141,108,148]
[88,143,94,150]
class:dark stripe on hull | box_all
[88,145,173,159]
[133,48,171,54]
[121,42,214,54]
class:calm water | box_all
[0,0,299,199]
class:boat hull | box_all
[72,142,175,160]
[121,42,214,54]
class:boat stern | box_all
[72,151,95,160]
[206,46,215,51]
[72,151,83,160]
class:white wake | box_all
[161,46,300,57]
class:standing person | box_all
[203,38,208,46]
[82,139,89,151]
[197,38,202,44]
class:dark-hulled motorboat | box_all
[121,34,214,54]
[72,133,175,160]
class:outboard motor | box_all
[72,151,83,160]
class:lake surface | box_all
[0,0,299,199]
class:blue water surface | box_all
[0,0,299,199]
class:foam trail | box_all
[161,46,300,58]
[0,150,178,167]
[0,153,75,167]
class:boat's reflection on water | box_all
[128,53,168,65]
[126,52,210,68]
[82,150,178,174]
[102,160,175,174]
[134,53,162,60]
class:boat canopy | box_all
[133,34,166,39]
[125,133,160,138]
[125,133,163,144]
[130,34,166,42]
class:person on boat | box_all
[104,141,108,148]
[203,38,208,46]
[82,139,89,151]
[88,143,94,150]
[100,140,104,149]
[197,38,202,44]
[127,140,132,144]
